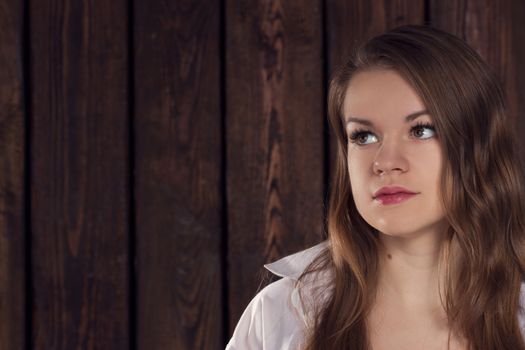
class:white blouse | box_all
[226,241,525,350]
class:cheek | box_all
[418,146,443,183]
[347,152,371,197]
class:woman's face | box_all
[343,69,446,238]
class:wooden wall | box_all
[0,0,523,349]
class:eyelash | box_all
[348,122,436,146]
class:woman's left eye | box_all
[411,122,436,139]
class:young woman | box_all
[226,24,525,349]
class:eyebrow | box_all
[345,110,429,127]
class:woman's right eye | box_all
[348,130,378,146]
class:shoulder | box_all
[225,276,305,350]
[226,240,332,350]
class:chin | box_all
[376,229,422,238]
[372,220,447,239]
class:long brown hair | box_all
[298,24,525,349]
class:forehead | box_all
[343,69,427,125]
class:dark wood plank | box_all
[133,1,223,349]
[429,0,525,164]
[325,0,425,182]
[0,0,26,349]
[326,0,425,78]
[226,0,325,333]
[511,0,525,165]
[30,1,129,348]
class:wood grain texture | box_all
[226,0,325,333]
[133,1,223,349]
[429,0,525,164]
[325,0,425,181]
[0,0,26,349]
[510,0,525,165]
[326,0,425,77]
[30,1,129,349]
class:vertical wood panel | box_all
[510,0,525,166]
[30,1,129,348]
[429,0,525,164]
[326,0,425,77]
[325,0,425,179]
[0,0,25,349]
[134,1,223,349]
[226,0,325,333]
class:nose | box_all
[372,138,408,176]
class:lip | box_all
[373,186,419,205]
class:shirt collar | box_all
[263,240,330,280]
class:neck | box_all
[376,227,447,311]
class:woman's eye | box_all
[411,123,436,139]
[348,130,378,145]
